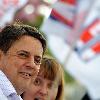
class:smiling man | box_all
[0,23,46,100]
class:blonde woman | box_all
[22,57,64,100]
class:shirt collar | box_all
[0,70,17,97]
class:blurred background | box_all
[0,0,100,100]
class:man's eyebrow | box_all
[16,50,42,58]
[16,50,29,54]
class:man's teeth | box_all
[22,72,31,77]
[24,73,29,76]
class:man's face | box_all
[24,75,58,100]
[0,35,43,95]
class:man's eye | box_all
[17,53,29,58]
[34,58,41,65]
[34,78,41,86]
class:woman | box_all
[22,57,64,100]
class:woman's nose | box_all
[40,85,48,96]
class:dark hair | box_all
[0,23,46,54]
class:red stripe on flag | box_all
[60,0,76,5]
[80,19,100,43]
[81,31,93,43]
[92,43,100,53]
[51,9,73,27]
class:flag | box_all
[40,0,100,99]
[76,19,100,50]
[80,42,100,61]
[50,0,76,27]
[75,19,100,61]
[41,0,100,62]
[41,0,77,43]
[0,0,28,28]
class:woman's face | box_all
[23,75,59,100]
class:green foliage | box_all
[32,15,44,28]
[64,69,75,83]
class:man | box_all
[0,23,46,100]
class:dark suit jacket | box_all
[82,93,91,100]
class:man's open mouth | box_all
[20,72,32,79]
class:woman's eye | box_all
[34,78,41,86]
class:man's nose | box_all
[26,57,40,71]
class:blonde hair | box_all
[39,57,64,100]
